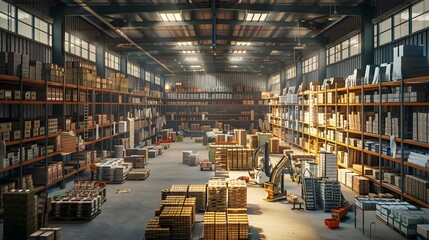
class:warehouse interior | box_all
[0,0,429,240]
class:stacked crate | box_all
[188,153,199,166]
[269,138,280,154]
[182,151,192,164]
[215,147,228,170]
[127,168,150,180]
[188,184,207,212]
[208,178,227,211]
[228,179,247,208]
[3,190,38,240]
[318,152,337,180]
[234,129,247,146]
[227,148,254,170]
[319,180,342,211]
[95,158,132,183]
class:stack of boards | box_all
[204,209,249,240]
[127,168,150,180]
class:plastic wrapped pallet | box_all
[188,153,199,166]
[182,151,192,164]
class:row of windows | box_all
[375,0,429,47]
[145,71,151,82]
[286,66,296,79]
[326,34,361,65]
[155,75,161,85]
[302,55,318,74]
[0,1,52,46]
[65,32,96,62]
[127,62,141,78]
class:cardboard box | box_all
[24,129,31,138]
[2,131,10,142]
[33,120,40,128]
[32,128,38,138]
[14,90,20,100]
[13,130,20,140]
[4,90,12,100]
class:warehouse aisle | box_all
[49,138,404,240]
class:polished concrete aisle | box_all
[48,138,404,240]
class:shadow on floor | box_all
[248,203,264,215]
[250,226,265,240]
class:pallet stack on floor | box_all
[208,178,227,212]
[227,179,247,208]
[182,151,192,164]
[169,185,189,197]
[226,148,254,170]
[204,212,227,240]
[95,158,133,183]
[318,179,342,211]
[159,206,193,240]
[29,228,62,240]
[127,168,150,180]
[3,189,38,240]
[144,217,170,240]
[227,212,249,240]
[51,181,106,221]
[188,184,207,212]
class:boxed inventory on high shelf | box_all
[0,55,164,202]
[268,45,429,208]
[164,83,269,131]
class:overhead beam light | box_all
[181,50,198,54]
[185,57,199,61]
[177,42,193,46]
[235,41,252,46]
[158,11,183,22]
[233,50,247,54]
[190,65,201,68]
[245,11,269,22]
[230,57,243,61]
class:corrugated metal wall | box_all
[165,73,268,91]
[268,73,280,91]
[372,0,407,18]
[323,16,362,44]
[65,17,101,42]
[302,71,319,84]
[374,30,429,64]
[326,55,362,79]
[0,29,52,62]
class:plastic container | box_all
[325,218,340,229]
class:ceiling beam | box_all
[111,44,319,52]
[111,19,319,28]
[105,35,318,45]
[129,54,293,61]
[63,3,370,16]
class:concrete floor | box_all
[40,138,405,239]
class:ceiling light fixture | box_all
[328,0,341,21]
[230,57,243,61]
[294,20,306,50]
[177,42,193,46]
[245,11,269,22]
[236,41,252,46]
[181,50,198,54]
[185,57,198,61]
[233,50,247,54]
[158,11,183,22]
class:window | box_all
[374,24,378,48]
[0,0,15,32]
[155,75,161,85]
[349,35,361,56]
[17,9,32,39]
[326,34,360,65]
[127,62,140,78]
[65,32,96,62]
[412,0,429,33]
[34,17,51,46]
[302,55,318,74]
[105,51,120,71]
[286,66,296,79]
[394,9,409,40]
[145,71,151,82]
[379,18,392,46]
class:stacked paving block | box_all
[95,158,133,183]
[227,179,247,208]
[204,212,227,240]
[145,217,170,240]
[159,206,193,240]
[169,185,188,197]
[3,189,38,240]
[227,213,249,240]
[188,184,207,212]
[208,178,227,212]
[319,180,342,211]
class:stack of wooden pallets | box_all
[208,179,227,212]
[127,168,150,180]
[227,179,247,208]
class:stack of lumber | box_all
[188,184,207,212]
[208,178,227,211]
[227,179,247,208]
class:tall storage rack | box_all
[165,91,268,131]
[0,68,163,211]
[269,77,429,208]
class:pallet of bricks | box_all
[208,178,227,212]
[95,158,133,183]
[227,148,253,170]
[188,184,207,212]
[125,147,150,180]
[210,144,244,171]
[145,189,196,240]
[204,209,249,240]
[228,179,247,208]
[51,181,105,221]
